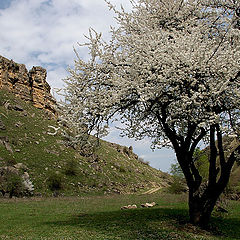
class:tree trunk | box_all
[174,126,239,228]
[188,189,219,228]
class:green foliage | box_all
[167,177,186,194]
[119,166,127,173]
[170,161,184,178]
[168,149,209,194]
[5,158,17,166]
[169,160,186,193]
[0,171,24,198]
[170,148,209,180]
[47,172,64,192]
[193,147,209,180]
[6,173,24,197]
[64,159,79,176]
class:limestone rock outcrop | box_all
[0,55,57,117]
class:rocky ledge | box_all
[0,55,57,117]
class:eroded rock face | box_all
[0,56,31,101]
[0,55,57,117]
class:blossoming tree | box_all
[61,0,240,227]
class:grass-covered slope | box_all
[0,89,171,196]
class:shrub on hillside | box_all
[47,172,64,192]
[0,170,24,198]
[167,177,187,194]
[5,158,17,166]
[64,159,78,176]
[119,166,127,173]
[0,166,34,198]
[168,161,187,194]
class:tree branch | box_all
[208,125,218,186]
[190,160,202,191]
[156,107,180,151]
[216,124,226,168]
[217,145,240,191]
[206,27,229,64]
[229,70,240,82]
[184,122,197,151]
[189,127,207,157]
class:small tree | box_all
[61,0,240,227]
[170,160,184,179]
[0,170,24,198]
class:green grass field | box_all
[0,193,239,240]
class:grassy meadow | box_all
[0,193,240,240]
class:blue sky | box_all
[0,0,12,9]
[0,0,175,172]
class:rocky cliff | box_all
[0,55,56,117]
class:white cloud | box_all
[47,66,68,91]
[0,0,131,65]
[0,0,174,172]
[0,0,132,82]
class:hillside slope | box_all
[0,90,171,196]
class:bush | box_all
[170,161,184,178]
[7,173,24,197]
[168,177,187,194]
[0,170,25,198]
[47,172,64,192]
[119,166,126,173]
[64,159,78,176]
[5,158,17,166]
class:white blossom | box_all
[60,0,240,149]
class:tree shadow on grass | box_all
[210,215,240,240]
[44,207,240,239]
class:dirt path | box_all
[142,187,162,194]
